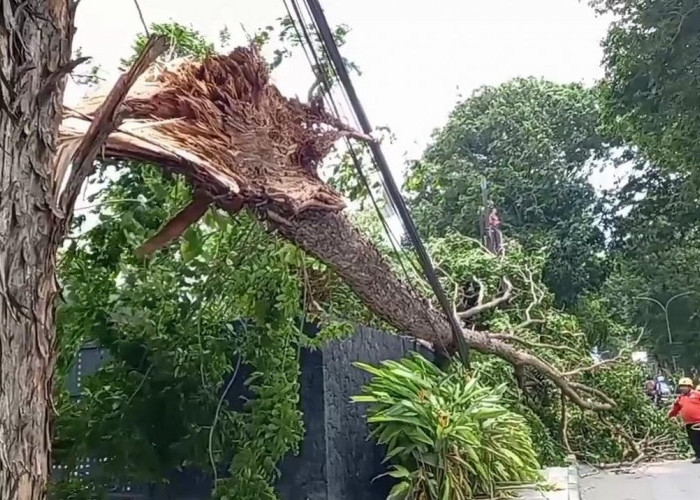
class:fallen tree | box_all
[425,236,687,465]
[57,40,615,413]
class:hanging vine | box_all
[52,23,366,499]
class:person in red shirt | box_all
[669,377,700,463]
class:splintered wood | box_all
[57,46,364,215]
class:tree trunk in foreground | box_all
[0,1,74,497]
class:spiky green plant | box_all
[353,353,541,499]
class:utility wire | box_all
[286,0,446,328]
[132,0,150,37]
[301,0,470,365]
[283,0,421,284]
[291,0,422,271]
[296,0,404,221]
[285,0,443,332]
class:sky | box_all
[66,0,617,216]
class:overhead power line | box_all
[282,0,423,287]
[299,0,471,365]
[132,0,150,37]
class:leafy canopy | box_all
[53,22,365,499]
[406,78,611,306]
[594,0,700,178]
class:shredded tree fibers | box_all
[58,46,365,213]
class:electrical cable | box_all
[132,0,150,37]
[295,0,407,223]
[284,0,450,355]
[283,0,421,283]
[289,0,426,280]
[286,0,449,345]
[300,0,471,365]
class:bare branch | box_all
[490,333,581,356]
[475,277,486,308]
[598,415,641,460]
[462,328,612,411]
[514,349,611,411]
[570,382,617,407]
[39,57,91,102]
[562,329,645,377]
[451,280,461,317]
[338,129,375,143]
[134,195,243,259]
[560,393,573,455]
[458,277,513,319]
[513,268,545,330]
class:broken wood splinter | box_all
[135,195,242,259]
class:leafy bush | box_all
[353,353,541,499]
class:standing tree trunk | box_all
[0,1,74,497]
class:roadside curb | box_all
[566,454,581,500]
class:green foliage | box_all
[50,9,696,499]
[567,360,688,463]
[52,21,365,499]
[243,15,359,98]
[589,0,700,371]
[428,235,573,346]
[353,353,541,499]
[574,290,634,348]
[594,0,700,178]
[598,160,700,369]
[54,165,308,498]
[424,235,684,464]
[406,78,612,307]
[467,354,565,467]
[125,22,214,67]
[55,169,373,498]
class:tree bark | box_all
[0,1,74,498]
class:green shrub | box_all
[353,353,541,499]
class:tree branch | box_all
[489,333,581,356]
[598,415,641,460]
[562,329,645,377]
[56,35,169,213]
[252,207,613,411]
[57,50,616,414]
[38,57,90,103]
[569,382,617,407]
[134,195,242,259]
[458,277,513,319]
[560,392,573,455]
[513,268,545,330]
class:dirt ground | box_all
[580,460,700,500]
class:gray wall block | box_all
[60,327,428,500]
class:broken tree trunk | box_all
[55,47,612,412]
[254,207,612,410]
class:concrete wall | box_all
[278,327,430,500]
[60,327,429,499]
[323,328,420,500]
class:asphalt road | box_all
[580,461,700,500]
